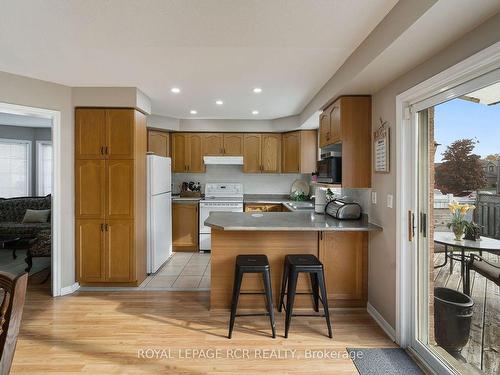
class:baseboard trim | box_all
[367,302,396,342]
[60,282,80,296]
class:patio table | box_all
[434,231,500,289]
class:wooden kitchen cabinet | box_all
[244,203,282,212]
[187,133,204,172]
[203,133,224,155]
[223,134,243,155]
[243,134,262,173]
[105,220,134,282]
[76,219,105,283]
[243,133,280,173]
[148,130,169,157]
[75,159,106,219]
[171,133,187,172]
[282,130,317,173]
[261,134,281,173]
[172,133,205,173]
[75,108,106,159]
[319,231,368,307]
[172,202,199,251]
[318,96,371,188]
[75,108,147,286]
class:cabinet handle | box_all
[100,223,104,232]
[105,223,109,231]
[100,146,104,155]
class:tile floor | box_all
[143,252,210,290]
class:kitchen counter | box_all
[172,196,202,202]
[205,212,381,232]
[243,194,291,204]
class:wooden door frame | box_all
[395,42,500,373]
[0,102,63,297]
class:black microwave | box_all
[317,152,342,184]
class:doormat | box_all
[346,348,424,375]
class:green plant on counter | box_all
[290,191,310,201]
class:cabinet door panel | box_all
[106,109,135,159]
[282,132,300,173]
[172,203,199,251]
[243,134,261,173]
[261,134,281,173]
[172,133,187,172]
[75,108,106,159]
[203,133,223,156]
[223,134,243,155]
[319,110,330,148]
[105,220,133,282]
[106,160,134,219]
[148,130,169,156]
[75,160,105,219]
[187,134,204,172]
[319,232,367,306]
[329,101,341,143]
[76,219,105,282]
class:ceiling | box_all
[0,0,397,120]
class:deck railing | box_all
[475,194,500,239]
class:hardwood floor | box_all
[12,285,395,374]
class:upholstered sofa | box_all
[0,196,52,262]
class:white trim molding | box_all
[395,41,500,374]
[60,282,80,296]
[367,302,396,342]
[0,102,63,297]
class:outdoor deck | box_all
[434,248,499,375]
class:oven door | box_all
[199,202,243,250]
[199,202,243,234]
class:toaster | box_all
[325,199,362,220]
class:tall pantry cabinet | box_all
[75,108,147,286]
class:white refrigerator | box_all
[147,155,172,274]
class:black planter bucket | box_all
[434,287,474,353]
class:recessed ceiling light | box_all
[215,100,224,105]
[171,87,180,94]
[252,110,259,115]
[190,110,197,115]
[253,88,262,93]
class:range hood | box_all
[203,156,244,165]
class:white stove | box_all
[199,183,244,250]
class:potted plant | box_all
[447,201,475,241]
[464,221,481,241]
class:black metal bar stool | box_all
[278,254,332,338]
[228,254,276,339]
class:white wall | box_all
[172,165,308,195]
[72,87,151,114]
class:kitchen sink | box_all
[287,202,314,210]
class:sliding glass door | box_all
[410,72,500,375]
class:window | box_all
[489,165,494,172]
[36,141,52,196]
[0,138,31,198]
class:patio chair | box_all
[464,253,500,296]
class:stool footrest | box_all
[235,313,272,317]
[239,292,266,295]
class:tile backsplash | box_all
[172,165,309,195]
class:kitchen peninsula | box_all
[206,211,381,310]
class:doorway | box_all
[0,102,62,297]
[397,43,500,374]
